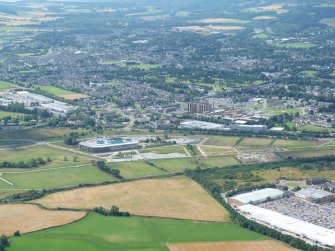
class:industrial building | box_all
[307,178,326,185]
[295,189,334,204]
[187,102,213,114]
[229,188,284,205]
[238,204,335,248]
[79,137,140,153]
[230,124,268,132]
[179,120,229,131]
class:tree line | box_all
[0,157,52,169]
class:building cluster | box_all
[79,137,140,153]
[228,187,335,249]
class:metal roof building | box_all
[295,189,334,204]
[230,188,284,205]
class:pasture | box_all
[203,136,241,146]
[168,240,297,251]
[0,111,25,119]
[200,146,236,156]
[0,81,13,90]
[140,146,187,155]
[9,213,268,251]
[34,176,229,222]
[0,204,85,236]
[0,165,116,190]
[108,161,167,179]
[238,138,273,147]
[37,85,88,100]
[274,42,317,49]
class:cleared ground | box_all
[0,204,85,236]
[34,176,229,222]
[168,240,297,251]
[9,213,268,251]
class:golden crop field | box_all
[34,176,228,222]
[168,240,297,251]
[0,204,85,235]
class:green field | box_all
[37,85,76,96]
[274,42,317,49]
[204,136,242,146]
[150,156,239,173]
[140,146,186,155]
[0,145,90,165]
[278,147,335,158]
[238,137,273,147]
[272,139,318,148]
[0,26,33,32]
[0,128,89,142]
[0,81,13,90]
[0,165,115,190]
[175,11,190,17]
[252,34,269,39]
[0,111,26,119]
[300,70,317,77]
[9,213,267,251]
[108,161,167,179]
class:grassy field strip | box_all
[0,173,13,185]
[0,142,42,151]
[2,164,90,174]
[47,143,101,159]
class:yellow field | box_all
[168,240,297,251]
[0,204,85,235]
[34,176,228,222]
[61,93,89,100]
[320,18,335,28]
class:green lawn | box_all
[278,147,335,158]
[9,213,268,251]
[238,137,273,147]
[0,166,115,190]
[272,139,318,148]
[0,26,32,32]
[175,11,190,17]
[300,70,317,77]
[108,161,167,179]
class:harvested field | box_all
[175,25,245,33]
[195,18,248,24]
[34,176,229,222]
[320,18,335,28]
[61,93,89,100]
[168,240,297,251]
[0,204,85,235]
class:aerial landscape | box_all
[0,0,334,250]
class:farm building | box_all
[238,204,335,248]
[79,137,140,153]
[229,188,284,205]
[295,189,334,204]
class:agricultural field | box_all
[34,176,229,222]
[203,136,241,146]
[238,137,273,147]
[195,18,249,24]
[174,25,245,33]
[278,147,335,158]
[274,42,317,49]
[320,18,335,28]
[200,146,236,156]
[37,85,88,100]
[0,111,25,119]
[108,161,167,179]
[272,139,319,148]
[0,165,116,190]
[0,204,85,236]
[9,213,268,251]
[168,240,297,251]
[252,33,269,39]
[0,81,14,90]
[0,128,89,142]
[0,145,90,166]
[140,146,187,155]
[150,156,239,173]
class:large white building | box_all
[79,137,140,153]
[239,204,335,248]
[229,188,284,205]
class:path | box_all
[0,173,13,186]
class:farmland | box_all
[168,240,297,251]
[9,213,268,251]
[0,204,85,236]
[0,81,13,90]
[34,176,229,222]
[37,85,89,100]
[0,111,25,119]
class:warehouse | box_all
[79,137,140,153]
[295,189,334,204]
[238,204,335,248]
[229,188,284,205]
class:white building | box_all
[230,188,284,205]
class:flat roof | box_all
[296,189,333,199]
[79,137,138,148]
[239,204,335,247]
[231,188,284,204]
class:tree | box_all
[13,230,20,237]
